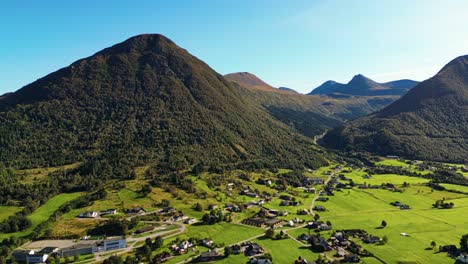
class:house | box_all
[172,240,194,254]
[399,204,411,210]
[314,205,326,212]
[265,219,284,228]
[13,250,49,264]
[242,218,266,227]
[316,197,328,202]
[159,207,177,214]
[171,214,189,222]
[280,200,290,206]
[343,254,360,263]
[318,223,331,231]
[208,204,219,210]
[201,239,214,247]
[295,256,309,264]
[245,244,264,256]
[363,236,381,244]
[231,244,244,254]
[125,207,146,214]
[279,195,292,201]
[79,211,99,218]
[298,234,311,241]
[249,258,272,264]
[184,218,197,224]
[297,209,309,215]
[288,220,295,227]
[195,250,222,262]
[101,209,117,216]
[153,251,171,263]
[225,204,241,212]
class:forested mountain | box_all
[323,55,468,163]
[225,72,404,137]
[308,74,419,96]
[0,34,329,172]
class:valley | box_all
[1,157,466,264]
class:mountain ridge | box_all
[309,74,419,96]
[323,55,468,163]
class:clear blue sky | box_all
[1,0,468,94]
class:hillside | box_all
[323,55,468,163]
[225,72,403,137]
[0,34,328,171]
[278,87,298,93]
[309,74,419,96]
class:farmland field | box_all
[0,192,82,239]
[317,178,468,264]
[0,206,22,222]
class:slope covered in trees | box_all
[323,55,468,163]
[0,34,328,172]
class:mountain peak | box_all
[95,34,176,56]
[224,72,275,90]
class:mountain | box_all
[225,72,404,137]
[308,74,419,96]
[323,55,468,163]
[0,34,329,171]
[224,72,268,87]
[278,87,298,93]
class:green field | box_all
[375,159,410,167]
[0,192,82,239]
[182,222,264,246]
[0,205,22,222]
[317,183,468,264]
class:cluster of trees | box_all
[276,170,307,188]
[0,236,26,261]
[432,199,455,209]
[0,214,31,233]
[88,217,139,236]
[202,209,230,224]
[136,236,164,262]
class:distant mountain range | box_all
[225,72,407,137]
[0,34,328,170]
[324,55,468,163]
[309,74,419,96]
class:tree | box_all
[382,235,388,244]
[193,203,203,212]
[430,241,436,249]
[224,246,232,257]
[140,184,152,197]
[141,245,152,261]
[460,234,468,253]
[145,237,152,248]
[314,214,320,221]
[381,220,387,228]
[192,164,204,175]
[73,255,79,262]
[153,236,163,250]
[326,220,332,227]
[265,227,275,238]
